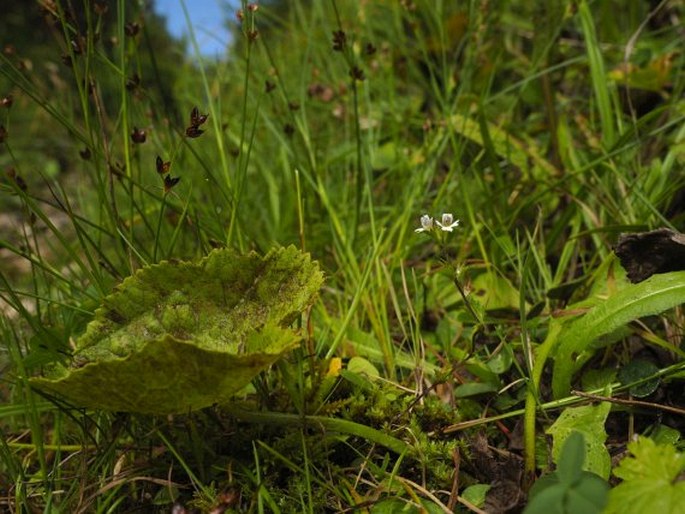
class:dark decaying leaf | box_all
[467,432,525,513]
[614,228,685,283]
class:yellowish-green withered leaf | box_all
[31,246,324,414]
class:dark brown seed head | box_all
[124,22,140,37]
[109,163,125,178]
[349,66,365,81]
[307,83,334,102]
[156,155,171,174]
[265,80,276,93]
[79,148,91,160]
[163,175,180,193]
[1,95,12,108]
[94,1,108,15]
[85,78,96,96]
[185,126,204,138]
[70,37,84,55]
[189,106,208,127]
[125,73,141,91]
[332,30,346,52]
[39,0,58,15]
[131,127,146,143]
[6,168,27,191]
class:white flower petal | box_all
[436,213,460,232]
[416,214,434,232]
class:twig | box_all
[448,447,460,512]
[572,390,685,416]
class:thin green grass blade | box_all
[578,0,616,148]
[236,408,409,456]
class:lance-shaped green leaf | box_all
[31,246,324,414]
[552,271,685,398]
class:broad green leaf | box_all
[370,141,401,170]
[462,484,490,508]
[433,268,524,315]
[454,382,499,398]
[465,361,500,385]
[606,437,685,514]
[546,403,611,479]
[612,437,685,483]
[580,368,616,391]
[447,114,559,180]
[552,271,685,398]
[31,246,323,414]
[618,358,660,398]
[651,425,681,446]
[565,476,609,514]
[471,271,524,312]
[486,344,514,375]
[525,484,567,514]
[557,432,585,484]
[370,498,443,514]
[347,356,380,378]
[526,471,608,514]
[526,433,609,514]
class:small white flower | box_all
[415,214,434,233]
[436,213,460,232]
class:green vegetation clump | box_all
[1,0,684,512]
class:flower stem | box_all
[452,273,482,325]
